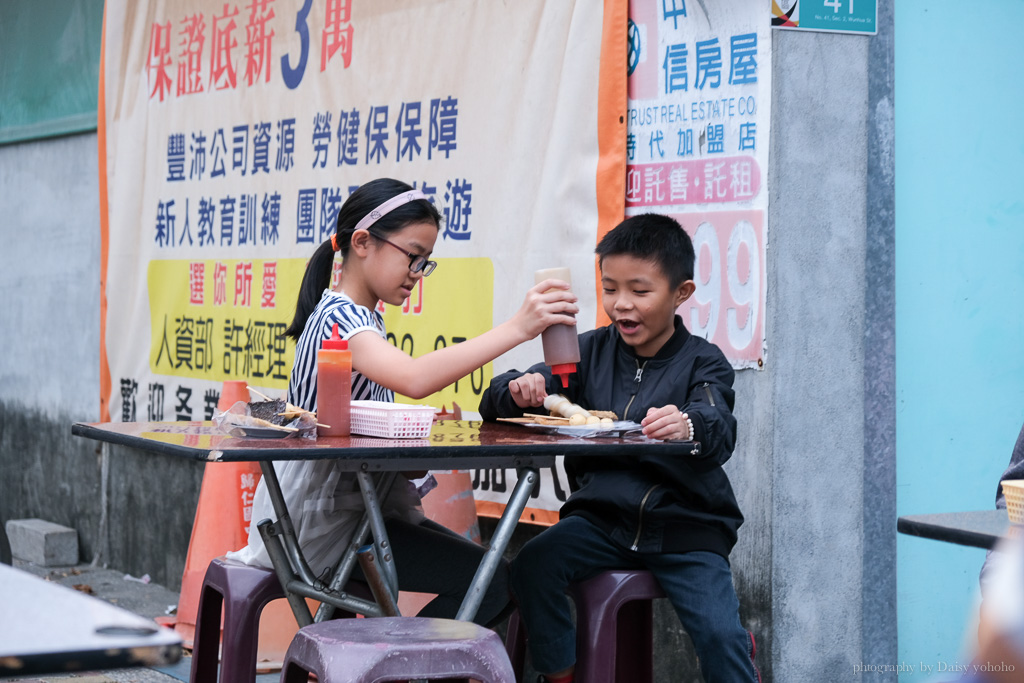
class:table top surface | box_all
[72,419,700,470]
[0,563,181,676]
[897,509,1014,550]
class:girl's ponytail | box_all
[284,238,336,340]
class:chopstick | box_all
[523,413,570,423]
[246,385,272,401]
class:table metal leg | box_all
[257,519,313,627]
[455,467,538,622]
[257,462,319,586]
[313,473,398,622]
[284,578,385,618]
[356,544,400,616]
[356,471,401,603]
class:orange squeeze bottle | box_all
[316,323,351,436]
[534,267,580,388]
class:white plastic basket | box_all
[349,400,435,439]
[1002,479,1024,524]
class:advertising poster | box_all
[99,0,626,526]
[626,0,771,369]
[475,0,772,524]
[100,0,776,527]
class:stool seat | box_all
[281,616,516,683]
[506,569,666,683]
[190,556,369,683]
[569,570,665,683]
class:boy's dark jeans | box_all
[510,515,759,682]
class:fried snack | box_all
[543,394,591,419]
[278,402,315,420]
[248,399,288,425]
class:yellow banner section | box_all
[147,258,305,389]
[383,258,494,412]
[146,257,495,408]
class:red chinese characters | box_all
[234,261,253,307]
[213,262,229,306]
[321,0,353,71]
[189,262,205,305]
[261,262,277,309]
[146,0,356,101]
[147,21,173,102]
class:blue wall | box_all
[896,1,1024,678]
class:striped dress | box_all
[287,289,393,410]
[227,290,423,572]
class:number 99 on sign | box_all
[675,210,765,367]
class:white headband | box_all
[352,190,429,234]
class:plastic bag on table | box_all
[213,400,317,440]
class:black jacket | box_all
[479,316,742,558]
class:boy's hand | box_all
[511,279,578,340]
[641,405,694,441]
[509,372,548,409]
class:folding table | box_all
[72,419,699,626]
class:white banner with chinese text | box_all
[99,0,626,526]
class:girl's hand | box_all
[509,372,548,409]
[641,405,694,441]
[511,279,578,340]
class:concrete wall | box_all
[0,133,205,588]
[0,5,898,681]
[766,14,884,681]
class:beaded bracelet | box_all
[682,413,694,441]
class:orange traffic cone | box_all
[425,405,480,540]
[171,383,318,671]
[174,381,262,647]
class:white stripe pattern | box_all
[287,290,393,412]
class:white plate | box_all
[515,420,646,438]
[228,426,294,439]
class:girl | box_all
[228,178,578,626]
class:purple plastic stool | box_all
[189,557,287,683]
[505,569,666,683]
[280,616,516,683]
[189,556,367,683]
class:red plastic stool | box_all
[189,556,368,683]
[281,616,516,683]
[505,569,666,683]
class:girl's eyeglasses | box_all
[368,232,438,276]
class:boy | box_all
[479,214,759,683]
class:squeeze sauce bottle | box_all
[316,323,352,437]
[534,267,580,388]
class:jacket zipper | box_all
[622,360,647,421]
[703,382,715,407]
[630,483,660,551]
